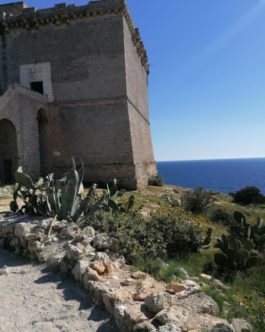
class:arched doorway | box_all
[0,119,18,184]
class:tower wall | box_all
[123,15,157,187]
[0,0,156,189]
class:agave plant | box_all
[10,158,129,223]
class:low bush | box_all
[87,212,211,263]
[181,187,213,214]
[208,208,233,225]
[148,174,164,186]
[232,186,265,205]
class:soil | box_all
[0,249,120,332]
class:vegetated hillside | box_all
[120,185,265,332]
[0,184,264,331]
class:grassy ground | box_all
[123,185,265,331]
[0,184,264,330]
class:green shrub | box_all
[87,212,210,263]
[208,208,233,225]
[232,186,265,205]
[181,187,213,214]
[148,174,164,186]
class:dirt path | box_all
[0,249,119,332]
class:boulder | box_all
[72,260,90,281]
[177,292,219,316]
[27,240,44,253]
[145,293,173,314]
[198,314,233,332]
[66,243,84,261]
[166,282,186,294]
[93,233,118,250]
[158,323,182,332]
[84,267,103,282]
[14,222,32,238]
[90,261,106,274]
[82,226,95,238]
[133,321,157,332]
[154,306,195,328]
[231,319,252,332]
[131,271,147,280]
[175,279,201,299]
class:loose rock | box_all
[231,318,253,332]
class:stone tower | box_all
[0,0,157,189]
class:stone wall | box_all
[0,213,249,332]
[0,85,48,180]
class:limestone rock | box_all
[200,273,212,281]
[66,243,84,261]
[121,278,135,286]
[133,321,157,332]
[90,261,106,274]
[35,243,63,263]
[177,292,219,316]
[166,282,186,294]
[48,253,65,270]
[89,283,109,307]
[51,220,65,231]
[211,324,234,332]
[93,252,110,263]
[158,323,182,332]
[14,222,31,238]
[27,240,44,253]
[175,279,201,299]
[82,226,95,238]
[231,318,252,332]
[131,271,146,280]
[198,314,233,332]
[93,233,117,250]
[72,260,90,281]
[85,267,103,282]
[103,290,133,314]
[145,293,173,314]
[154,306,194,328]
[0,265,9,275]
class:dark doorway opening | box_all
[30,81,44,94]
[0,119,18,184]
[37,108,48,176]
[3,159,12,183]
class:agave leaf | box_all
[127,195,135,212]
[15,167,34,190]
[36,177,44,189]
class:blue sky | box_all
[1,0,265,161]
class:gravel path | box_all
[0,249,119,332]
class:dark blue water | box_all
[157,158,265,194]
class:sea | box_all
[157,158,265,194]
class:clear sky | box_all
[1,0,265,161]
